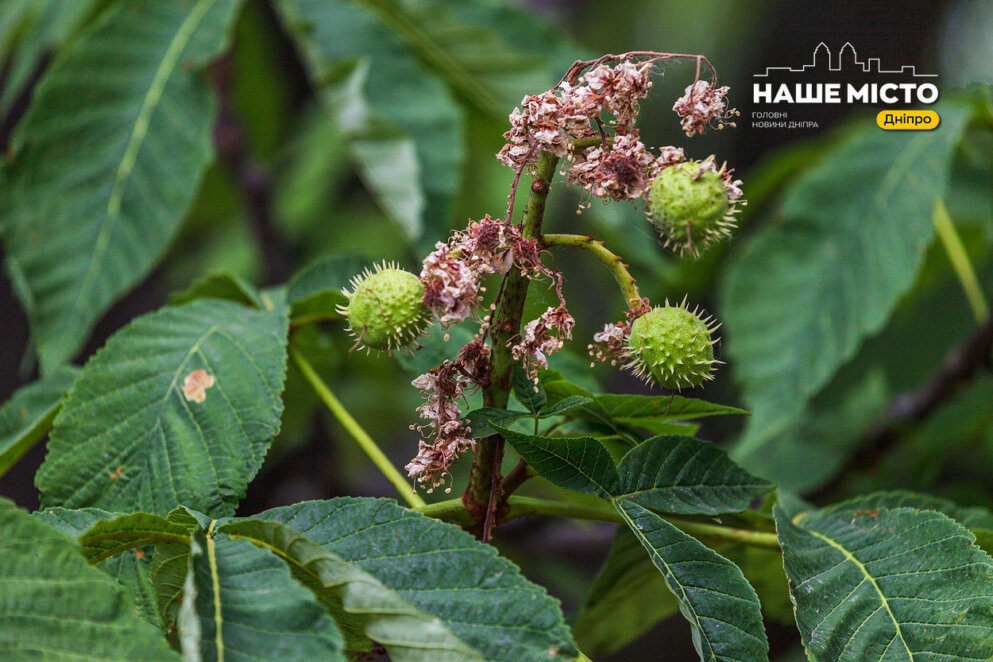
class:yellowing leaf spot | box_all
[182,369,215,403]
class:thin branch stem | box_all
[416,496,781,550]
[499,459,535,497]
[559,51,717,87]
[542,233,641,305]
[290,345,425,508]
[933,199,989,322]
[465,151,560,537]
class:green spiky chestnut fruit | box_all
[647,159,737,257]
[626,300,719,390]
[341,263,430,352]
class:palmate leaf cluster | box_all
[1,1,993,661]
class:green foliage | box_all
[185,529,347,661]
[36,299,289,516]
[616,499,770,662]
[497,426,621,499]
[169,272,265,309]
[615,435,773,515]
[1,0,245,370]
[541,375,744,438]
[1,1,992,660]
[286,254,367,322]
[0,366,78,477]
[722,100,972,456]
[238,498,579,661]
[0,498,179,660]
[775,497,993,661]
[513,364,548,412]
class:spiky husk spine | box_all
[338,262,431,353]
[646,159,739,258]
[625,298,722,390]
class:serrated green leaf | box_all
[169,272,264,309]
[722,101,972,449]
[219,517,485,660]
[542,378,729,436]
[712,540,794,625]
[615,436,773,516]
[39,509,193,564]
[0,365,78,477]
[573,526,678,656]
[36,299,289,517]
[0,498,179,660]
[1,0,245,370]
[495,425,620,499]
[227,497,579,661]
[513,365,547,413]
[775,502,993,661]
[539,395,593,418]
[822,491,993,556]
[150,506,218,632]
[616,499,769,662]
[597,393,748,423]
[463,407,530,439]
[34,507,182,631]
[151,542,194,635]
[833,491,993,529]
[181,529,346,662]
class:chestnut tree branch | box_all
[464,151,560,540]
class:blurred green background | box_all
[2,0,992,659]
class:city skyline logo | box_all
[752,42,939,106]
[754,42,938,79]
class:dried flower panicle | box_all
[672,80,738,137]
[568,133,661,202]
[589,323,628,365]
[452,215,523,276]
[655,145,686,169]
[420,242,480,327]
[405,340,491,493]
[511,305,575,382]
[497,60,654,173]
[403,53,742,494]
[577,60,653,129]
[588,298,651,366]
[420,216,545,327]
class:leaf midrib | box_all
[206,520,225,662]
[532,438,617,496]
[616,503,717,661]
[72,0,218,323]
[802,524,914,660]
